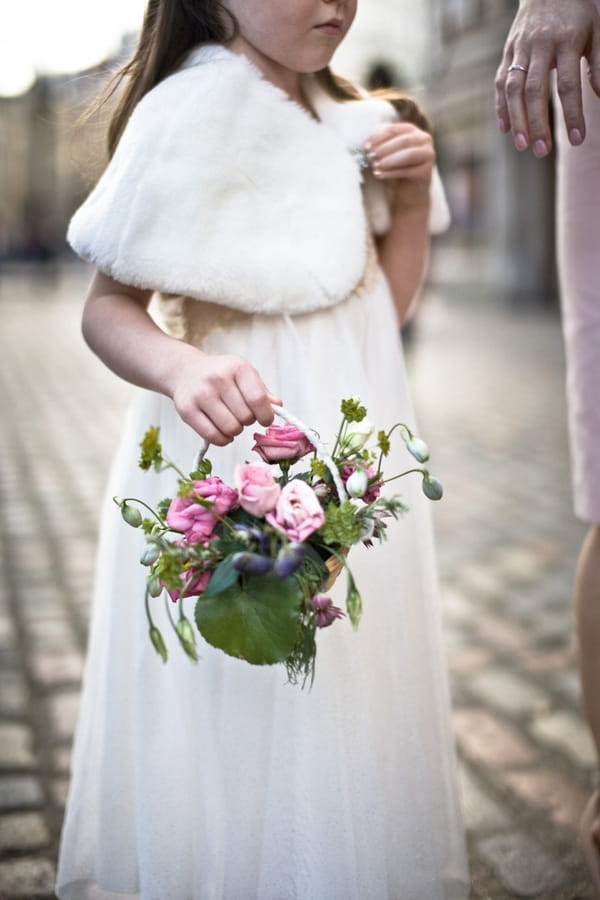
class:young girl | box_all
[57,1,469,897]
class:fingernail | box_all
[372,167,382,178]
[515,132,528,151]
[498,117,509,134]
[367,151,378,161]
[569,128,583,145]
[533,139,549,158]
[364,140,372,151]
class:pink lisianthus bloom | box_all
[167,566,212,603]
[235,463,281,517]
[341,464,382,504]
[266,479,325,542]
[166,477,238,542]
[252,424,314,463]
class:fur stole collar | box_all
[68,45,447,315]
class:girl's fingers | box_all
[235,366,276,427]
[180,406,232,447]
[373,162,433,184]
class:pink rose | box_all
[167,566,212,603]
[266,479,325,542]
[166,477,238,542]
[235,464,281,517]
[252,424,314,463]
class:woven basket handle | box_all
[196,404,348,502]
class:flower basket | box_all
[117,397,443,686]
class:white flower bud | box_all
[341,418,374,453]
[346,468,369,498]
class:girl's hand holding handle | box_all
[365,122,435,210]
[170,348,279,447]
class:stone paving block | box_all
[466,667,549,717]
[477,831,569,896]
[24,618,79,654]
[0,723,36,769]
[47,690,80,742]
[458,763,511,833]
[474,613,531,653]
[0,856,56,897]
[520,646,576,675]
[453,709,539,769]
[551,670,583,706]
[49,777,70,811]
[502,767,589,830]
[0,776,44,811]
[51,745,71,776]
[530,710,597,768]
[0,615,17,649]
[0,670,29,716]
[448,646,494,676]
[29,651,84,688]
[0,811,50,850]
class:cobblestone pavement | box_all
[0,264,596,899]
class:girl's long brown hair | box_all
[101,1,430,157]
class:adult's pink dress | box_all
[556,50,600,523]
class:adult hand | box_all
[495,0,600,157]
[365,123,435,209]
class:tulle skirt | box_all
[56,273,469,899]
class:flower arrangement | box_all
[115,398,443,686]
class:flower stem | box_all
[114,496,166,525]
[383,467,425,484]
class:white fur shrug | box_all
[68,44,449,316]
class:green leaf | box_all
[202,555,240,599]
[194,573,302,665]
[139,426,163,471]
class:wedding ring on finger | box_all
[508,64,528,74]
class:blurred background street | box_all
[2,0,599,897]
[0,263,595,898]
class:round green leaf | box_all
[194,574,302,665]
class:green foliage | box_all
[195,573,302,665]
[188,458,213,480]
[141,518,156,535]
[377,430,390,456]
[310,459,327,479]
[202,555,240,599]
[139,426,163,471]
[318,501,362,546]
[340,397,367,422]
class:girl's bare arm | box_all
[82,270,276,445]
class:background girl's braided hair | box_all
[99,0,431,158]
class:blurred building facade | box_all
[0,61,116,264]
[426,0,557,304]
[1,7,558,305]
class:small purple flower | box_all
[232,552,273,575]
[273,542,306,577]
[311,594,344,628]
